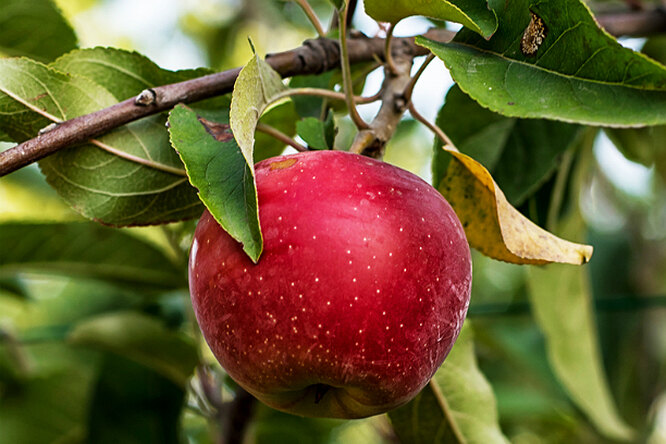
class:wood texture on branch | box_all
[0,7,664,177]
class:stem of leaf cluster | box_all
[338,4,369,130]
[403,54,435,101]
[407,102,456,151]
[294,0,326,37]
[384,23,399,76]
[256,123,308,152]
[272,87,380,104]
[546,147,575,231]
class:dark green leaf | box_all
[0,0,77,62]
[418,0,666,126]
[168,105,262,262]
[296,112,335,150]
[0,222,185,288]
[86,354,185,444]
[364,0,497,39]
[68,311,198,386]
[434,86,581,205]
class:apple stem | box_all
[313,383,331,404]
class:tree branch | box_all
[0,7,664,177]
[0,29,452,177]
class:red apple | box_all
[189,150,472,418]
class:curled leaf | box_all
[438,149,593,265]
[230,53,288,174]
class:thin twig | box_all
[294,0,326,37]
[272,86,381,104]
[407,101,457,151]
[338,3,369,130]
[403,53,435,101]
[384,23,399,75]
[256,123,308,152]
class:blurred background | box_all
[0,0,665,443]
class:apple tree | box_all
[0,0,665,443]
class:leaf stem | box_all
[338,4,369,130]
[384,23,399,76]
[403,53,435,101]
[546,147,575,231]
[407,101,457,151]
[256,123,308,152]
[272,86,380,104]
[294,0,326,37]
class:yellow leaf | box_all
[438,149,593,265]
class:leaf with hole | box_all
[418,0,666,126]
[168,104,262,262]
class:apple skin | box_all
[189,150,471,419]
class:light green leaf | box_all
[0,222,186,289]
[526,214,635,441]
[389,322,509,444]
[230,53,288,173]
[68,311,198,386]
[434,85,581,205]
[418,0,666,127]
[365,0,497,39]
[52,47,215,102]
[0,0,77,62]
[168,105,262,262]
[0,57,202,225]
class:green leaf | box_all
[389,322,509,444]
[289,72,334,118]
[0,367,97,444]
[86,354,185,444]
[68,311,198,386]
[230,53,288,173]
[434,85,581,205]
[0,57,202,225]
[296,113,336,150]
[168,105,262,262]
[526,214,635,441]
[0,222,186,289]
[364,0,497,39]
[417,0,666,127]
[0,0,77,62]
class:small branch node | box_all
[135,88,157,106]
